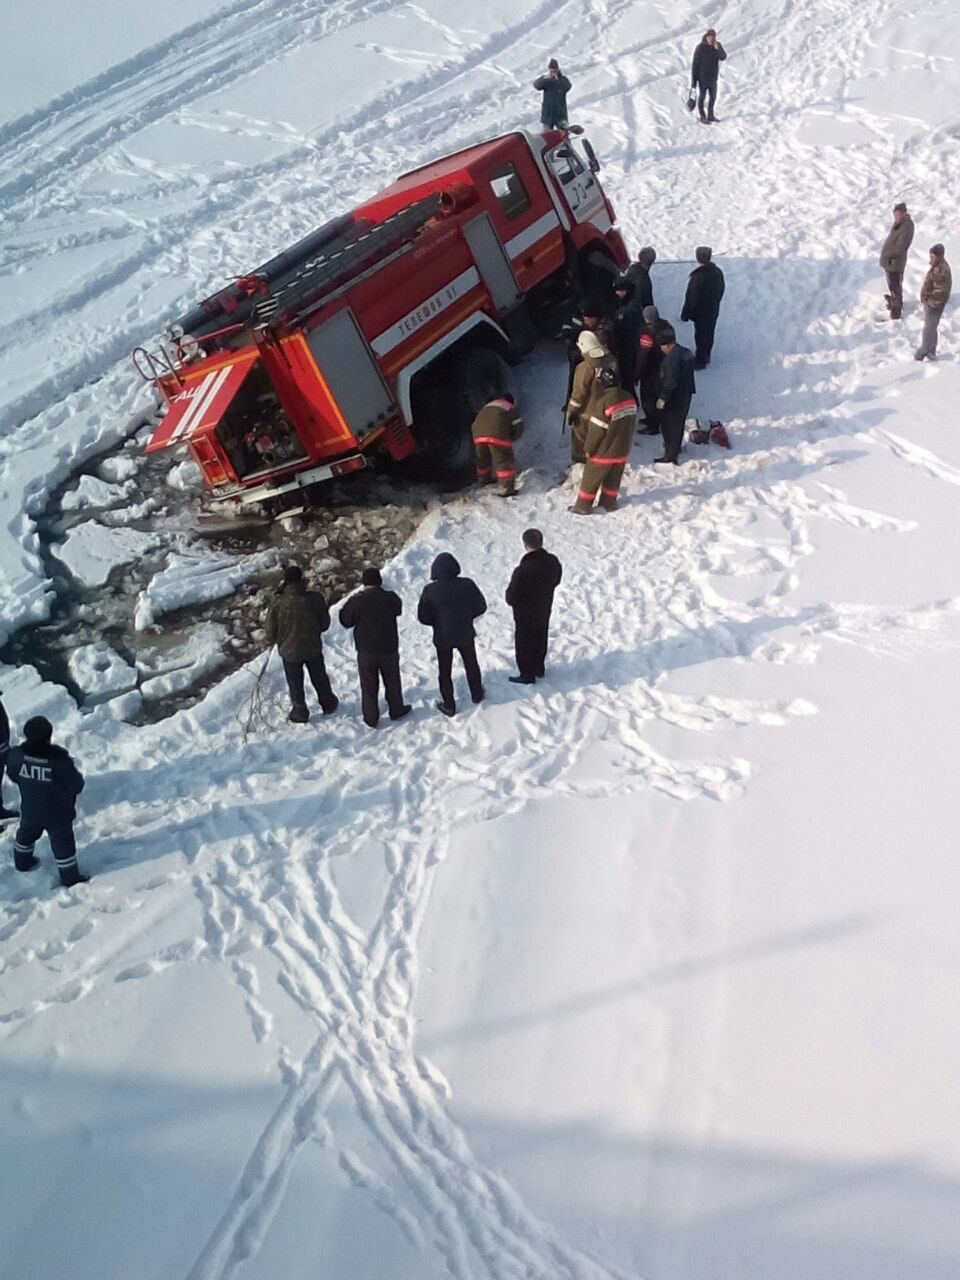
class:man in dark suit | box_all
[505,530,563,684]
[339,567,411,728]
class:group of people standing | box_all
[878,202,952,360]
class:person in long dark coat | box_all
[624,246,656,309]
[612,275,646,392]
[505,530,563,684]
[533,59,572,127]
[655,325,696,465]
[264,564,339,723]
[7,716,88,886]
[636,305,665,434]
[0,690,18,821]
[681,246,726,369]
[691,28,727,123]
[339,567,411,728]
[417,553,487,716]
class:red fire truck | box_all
[134,127,629,517]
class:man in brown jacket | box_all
[879,202,914,319]
[570,368,636,513]
[265,564,339,723]
[566,331,617,463]
[916,243,952,361]
[472,393,523,496]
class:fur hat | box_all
[283,564,303,584]
[695,245,712,264]
[658,324,677,346]
[361,567,382,587]
[637,246,657,268]
[893,202,907,213]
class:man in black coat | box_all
[0,690,19,821]
[533,59,571,128]
[612,275,646,391]
[624,246,656,310]
[655,325,696,465]
[7,716,88,886]
[339,567,411,729]
[264,564,339,723]
[681,246,726,369]
[417,553,487,716]
[636,305,665,434]
[505,530,563,684]
[691,28,727,123]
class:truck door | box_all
[462,213,523,313]
[545,140,606,226]
[305,308,396,441]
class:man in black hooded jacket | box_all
[7,715,88,886]
[417,553,487,716]
[340,567,411,728]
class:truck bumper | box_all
[217,453,367,506]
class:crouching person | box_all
[472,392,523,497]
[7,716,88,887]
[339,567,411,728]
[570,369,636,513]
[265,564,339,723]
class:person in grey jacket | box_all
[879,202,914,320]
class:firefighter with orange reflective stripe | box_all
[566,331,617,463]
[569,369,635,514]
[471,393,523,497]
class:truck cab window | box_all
[489,164,532,220]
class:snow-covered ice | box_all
[133,549,280,631]
[2,1,960,1278]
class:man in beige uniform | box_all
[565,331,617,463]
[471,392,523,496]
[570,368,636,514]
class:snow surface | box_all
[3,1,960,1278]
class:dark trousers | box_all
[515,613,551,680]
[14,820,81,886]
[885,269,903,316]
[357,651,404,727]
[436,639,483,710]
[697,79,717,120]
[693,313,718,364]
[283,654,337,713]
[661,403,690,462]
[639,379,660,430]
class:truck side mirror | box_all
[581,140,601,174]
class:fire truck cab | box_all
[135,128,629,515]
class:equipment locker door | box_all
[305,308,396,440]
[462,214,523,312]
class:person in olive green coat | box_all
[472,393,523,496]
[915,243,952,360]
[265,565,339,723]
[570,370,636,513]
[566,332,617,463]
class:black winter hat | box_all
[283,564,303,584]
[658,324,677,346]
[695,245,712,264]
[362,567,382,587]
[24,715,53,746]
[893,202,907,213]
[930,243,945,257]
[637,246,657,267]
[548,58,559,70]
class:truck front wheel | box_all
[413,347,513,484]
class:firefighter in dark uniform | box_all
[505,529,563,684]
[566,332,617,463]
[570,369,636,513]
[265,564,339,723]
[472,393,523,497]
[7,716,88,886]
[0,690,19,821]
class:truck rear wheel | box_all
[414,346,513,484]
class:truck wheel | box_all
[415,347,513,483]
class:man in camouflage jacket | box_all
[265,564,339,723]
[879,202,914,319]
[916,243,952,361]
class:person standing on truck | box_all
[265,564,339,724]
[691,28,727,124]
[472,393,523,497]
[566,331,618,464]
[534,59,572,128]
[570,367,636,514]
[7,716,88,887]
[417,553,487,717]
[339,567,411,729]
[505,529,563,684]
